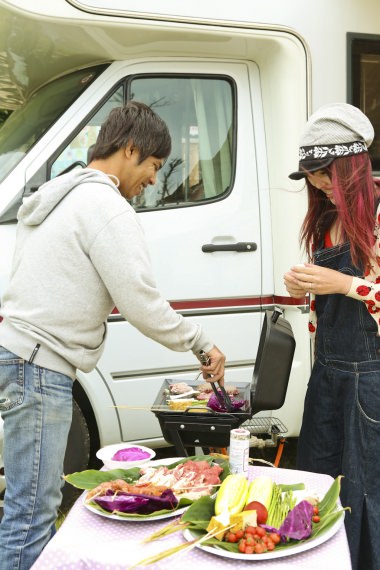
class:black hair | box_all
[90,101,171,163]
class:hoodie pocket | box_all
[79,325,108,373]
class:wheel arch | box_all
[74,368,122,449]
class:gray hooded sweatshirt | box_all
[0,169,212,379]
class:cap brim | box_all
[288,158,335,180]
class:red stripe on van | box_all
[110,295,308,315]
[169,295,308,310]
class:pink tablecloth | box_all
[31,465,352,570]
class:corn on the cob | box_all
[214,474,248,516]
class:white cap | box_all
[289,103,374,180]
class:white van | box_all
[0,0,379,505]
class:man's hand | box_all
[199,345,225,386]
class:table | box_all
[31,465,352,570]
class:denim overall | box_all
[297,241,380,570]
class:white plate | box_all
[84,495,188,522]
[183,511,345,560]
[100,456,184,471]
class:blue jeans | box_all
[0,347,73,570]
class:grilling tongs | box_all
[199,350,233,412]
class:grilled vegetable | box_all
[214,474,248,516]
[245,476,274,509]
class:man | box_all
[0,101,225,570]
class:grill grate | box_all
[242,416,287,436]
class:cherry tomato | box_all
[255,526,266,537]
[312,515,320,523]
[267,540,275,551]
[236,529,282,554]
[313,506,319,515]
[226,532,238,543]
[269,532,281,545]
[254,543,266,554]
[235,529,244,540]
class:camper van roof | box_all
[0,0,307,110]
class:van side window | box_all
[128,76,235,209]
[50,86,124,178]
[349,34,380,171]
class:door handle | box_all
[202,242,257,252]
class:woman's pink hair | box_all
[301,153,380,271]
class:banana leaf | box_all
[182,495,216,529]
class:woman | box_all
[284,102,380,570]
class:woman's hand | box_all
[284,272,309,297]
[284,263,352,295]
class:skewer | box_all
[110,405,167,410]
[110,404,209,411]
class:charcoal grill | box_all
[151,308,296,456]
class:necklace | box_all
[106,174,120,187]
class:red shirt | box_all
[324,230,333,248]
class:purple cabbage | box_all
[93,488,178,515]
[264,500,314,542]
[278,500,314,540]
[207,392,245,412]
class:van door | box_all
[47,61,267,443]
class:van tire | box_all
[60,390,100,514]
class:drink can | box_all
[229,427,250,478]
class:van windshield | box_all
[0,65,108,184]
